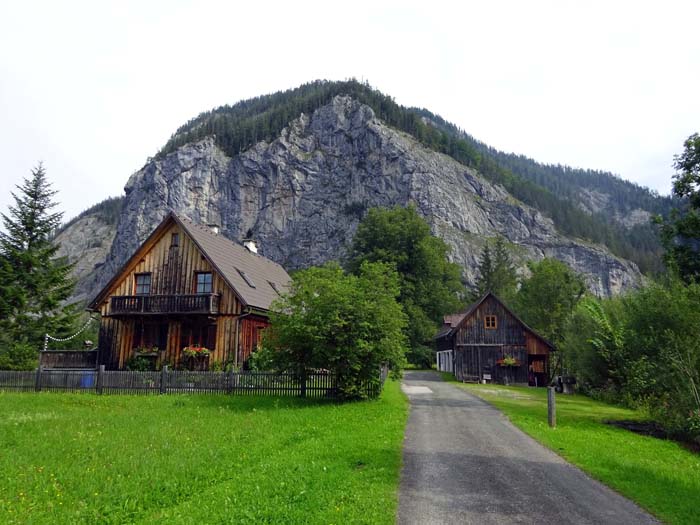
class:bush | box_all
[265,262,407,400]
[563,277,700,442]
[0,340,37,370]
[125,356,154,371]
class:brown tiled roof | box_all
[175,215,291,311]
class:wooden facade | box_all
[435,292,554,386]
[89,214,291,370]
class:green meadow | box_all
[0,381,407,524]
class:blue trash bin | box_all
[81,372,95,388]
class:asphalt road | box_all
[397,371,659,525]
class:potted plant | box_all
[182,345,210,371]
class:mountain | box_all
[57,81,656,301]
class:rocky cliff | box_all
[72,95,639,299]
[55,213,116,304]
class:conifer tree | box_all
[475,237,517,301]
[0,164,77,369]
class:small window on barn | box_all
[171,233,179,247]
[236,267,256,288]
[484,315,497,330]
[135,273,151,295]
[195,272,213,294]
[268,280,281,295]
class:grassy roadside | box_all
[0,381,408,524]
[444,376,700,524]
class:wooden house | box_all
[88,212,291,370]
[435,292,554,386]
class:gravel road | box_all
[397,370,659,524]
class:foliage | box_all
[56,195,124,236]
[405,344,434,369]
[563,276,700,442]
[514,258,586,349]
[453,381,700,525]
[346,205,463,362]
[0,382,408,524]
[134,345,159,355]
[124,356,154,371]
[475,237,518,301]
[265,262,408,400]
[0,164,78,369]
[157,78,666,273]
[657,132,700,281]
[208,359,224,372]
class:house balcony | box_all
[109,294,220,316]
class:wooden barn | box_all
[88,212,291,370]
[435,292,554,386]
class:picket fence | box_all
[0,366,387,399]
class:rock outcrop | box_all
[70,95,640,300]
[55,214,116,304]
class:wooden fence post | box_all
[547,387,556,428]
[300,369,307,398]
[97,365,105,394]
[35,366,43,392]
[227,367,234,394]
[160,365,168,395]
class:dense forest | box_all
[157,79,669,273]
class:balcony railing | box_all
[110,294,220,315]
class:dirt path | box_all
[397,370,658,524]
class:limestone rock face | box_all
[75,95,640,300]
[55,214,116,304]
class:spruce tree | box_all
[475,237,517,301]
[0,164,77,369]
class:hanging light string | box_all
[43,317,98,351]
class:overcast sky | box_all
[1,0,699,221]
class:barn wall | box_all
[455,296,526,347]
[450,295,552,385]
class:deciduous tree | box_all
[346,205,463,366]
[261,262,407,400]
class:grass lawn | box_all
[0,381,408,524]
[445,377,700,524]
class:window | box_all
[182,321,217,350]
[135,273,151,295]
[484,315,497,330]
[195,272,213,294]
[268,280,281,295]
[236,267,256,288]
[171,233,179,247]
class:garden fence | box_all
[0,366,387,399]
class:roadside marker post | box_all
[548,386,556,428]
